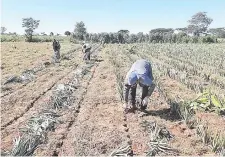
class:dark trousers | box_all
[53,50,60,63]
[126,83,155,107]
[83,48,91,60]
[128,84,149,105]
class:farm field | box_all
[1,42,78,79]
[1,42,225,156]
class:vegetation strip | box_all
[52,64,98,156]
[1,62,98,156]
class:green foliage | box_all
[201,36,216,43]
[208,28,225,38]
[1,26,7,34]
[22,17,40,42]
[73,21,86,40]
[64,31,71,36]
[0,35,68,42]
[150,28,174,34]
[128,34,138,43]
[190,90,225,114]
[187,12,213,36]
[1,35,22,42]
[79,30,218,44]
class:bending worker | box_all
[123,59,155,113]
[82,42,92,61]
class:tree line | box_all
[1,12,225,43]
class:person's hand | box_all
[123,102,128,109]
[142,97,149,106]
[123,102,129,114]
[141,97,149,110]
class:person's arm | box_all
[82,45,86,53]
[123,71,131,103]
[123,83,130,103]
[58,42,61,50]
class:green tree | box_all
[64,31,71,36]
[137,32,144,43]
[128,34,138,43]
[208,28,225,38]
[41,32,47,36]
[187,12,213,36]
[22,17,40,42]
[117,30,129,43]
[118,30,129,34]
[74,21,87,40]
[1,27,7,34]
[150,28,174,34]
[175,28,188,34]
[50,32,54,36]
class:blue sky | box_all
[1,0,225,35]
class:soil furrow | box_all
[0,63,85,152]
[56,53,127,156]
[1,47,80,98]
[1,68,75,129]
[47,64,98,156]
[33,44,103,156]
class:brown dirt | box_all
[150,77,216,155]
[33,63,97,156]
[159,76,197,101]
[58,54,128,156]
[1,67,72,128]
[1,42,78,79]
[0,68,78,151]
[196,112,225,137]
[1,45,83,152]
[1,45,80,97]
[1,44,224,156]
[1,45,82,129]
[131,88,212,156]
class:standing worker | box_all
[82,42,92,61]
[52,39,61,63]
[123,59,155,113]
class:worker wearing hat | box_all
[123,59,155,113]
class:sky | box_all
[1,0,225,35]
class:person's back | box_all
[123,59,155,113]
[130,59,150,74]
[82,42,92,61]
[53,39,60,51]
[52,39,61,63]
[129,59,153,81]
[83,43,91,50]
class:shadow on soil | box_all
[92,58,104,62]
[140,108,182,121]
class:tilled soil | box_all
[1,46,82,152]
[58,54,128,156]
[1,44,224,156]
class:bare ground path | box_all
[58,51,128,156]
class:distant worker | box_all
[52,39,61,63]
[123,59,155,113]
[82,42,92,61]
